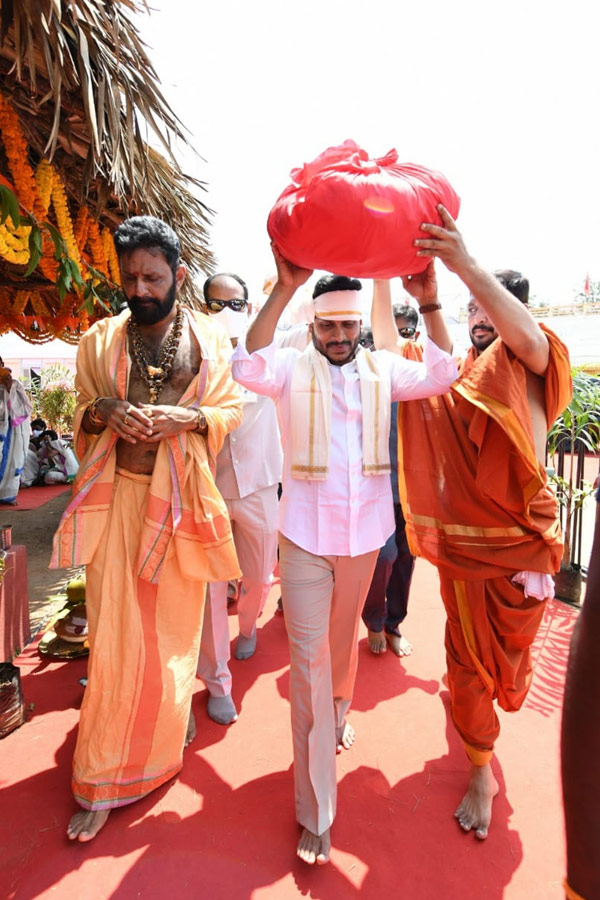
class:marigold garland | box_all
[0,222,29,264]
[12,290,30,315]
[0,93,38,215]
[29,291,49,317]
[74,207,90,255]
[102,226,121,285]
[50,174,81,272]
[34,160,54,216]
[38,232,59,282]
[0,93,121,341]
[86,219,108,274]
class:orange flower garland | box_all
[102,226,121,285]
[74,207,90,256]
[0,93,38,214]
[86,219,108,274]
[0,93,121,342]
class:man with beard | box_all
[371,205,572,841]
[52,216,242,841]
[231,246,457,865]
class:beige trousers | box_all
[197,484,279,695]
[279,534,379,836]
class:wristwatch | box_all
[196,409,208,434]
[418,302,442,314]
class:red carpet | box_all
[1,559,577,899]
[12,484,71,511]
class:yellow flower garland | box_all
[34,160,54,217]
[50,174,81,272]
[0,225,28,264]
[0,94,121,340]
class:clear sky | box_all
[135,0,600,314]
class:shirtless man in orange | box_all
[372,205,571,840]
[53,216,241,841]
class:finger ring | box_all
[124,414,130,426]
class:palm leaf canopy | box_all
[0,0,213,342]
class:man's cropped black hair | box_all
[494,269,529,305]
[312,274,362,299]
[392,304,419,328]
[113,216,181,272]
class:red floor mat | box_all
[0,559,577,899]
[11,484,70,511]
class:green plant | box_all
[37,364,76,435]
[547,369,600,569]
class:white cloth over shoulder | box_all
[232,337,457,557]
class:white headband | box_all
[313,290,362,321]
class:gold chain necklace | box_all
[128,305,184,404]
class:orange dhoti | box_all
[398,325,572,765]
[439,573,547,765]
[52,309,242,811]
[73,470,206,810]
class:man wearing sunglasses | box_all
[197,273,282,726]
[362,303,420,658]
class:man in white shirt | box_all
[197,273,282,725]
[231,248,458,866]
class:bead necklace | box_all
[128,305,184,404]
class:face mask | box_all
[32,429,43,438]
[211,307,248,340]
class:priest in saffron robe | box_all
[372,205,572,840]
[52,216,242,841]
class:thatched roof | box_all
[0,0,214,334]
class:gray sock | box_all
[207,694,238,725]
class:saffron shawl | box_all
[52,308,242,584]
[397,325,572,581]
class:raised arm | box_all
[371,279,399,351]
[371,261,453,355]
[245,244,312,353]
[414,205,549,375]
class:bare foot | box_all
[185,709,197,747]
[336,720,355,754]
[385,632,413,657]
[454,762,499,839]
[367,629,386,654]
[67,809,110,841]
[297,827,331,865]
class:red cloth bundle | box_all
[267,140,460,278]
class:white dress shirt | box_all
[232,338,457,557]
[216,390,282,500]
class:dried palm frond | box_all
[0,0,215,281]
